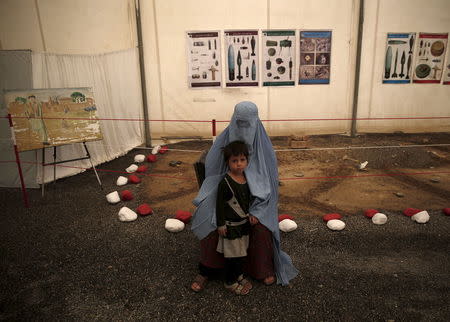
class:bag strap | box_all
[224,177,249,219]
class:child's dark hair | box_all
[222,141,249,162]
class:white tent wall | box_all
[0,0,144,187]
[141,0,450,140]
[0,0,137,54]
[357,0,450,133]
[140,0,361,139]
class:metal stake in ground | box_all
[7,114,30,208]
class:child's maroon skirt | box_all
[199,223,274,280]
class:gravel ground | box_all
[1,148,449,321]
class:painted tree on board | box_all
[71,92,86,103]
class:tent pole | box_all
[135,0,152,147]
[350,0,364,137]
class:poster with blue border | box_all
[383,33,415,84]
[298,30,332,85]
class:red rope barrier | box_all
[2,115,450,123]
[281,171,450,181]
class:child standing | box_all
[216,141,255,295]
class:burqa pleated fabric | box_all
[192,101,298,285]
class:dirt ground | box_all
[1,132,449,321]
[145,132,450,217]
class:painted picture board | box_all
[5,88,102,152]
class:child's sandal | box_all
[237,274,253,290]
[224,282,251,295]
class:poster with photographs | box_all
[441,39,450,84]
[382,33,415,84]
[186,31,222,88]
[413,32,448,84]
[261,30,296,86]
[299,30,332,84]
[224,30,259,87]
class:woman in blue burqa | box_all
[191,101,298,292]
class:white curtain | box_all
[32,48,144,184]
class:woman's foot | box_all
[263,276,275,286]
[191,275,208,292]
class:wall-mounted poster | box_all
[382,33,415,84]
[186,31,222,88]
[262,30,296,86]
[5,88,102,152]
[442,41,450,85]
[412,32,448,84]
[299,30,332,84]
[224,30,259,87]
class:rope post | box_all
[212,119,216,143]
[7,114,30,208]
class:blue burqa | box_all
[192,101,298,285]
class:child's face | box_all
[227,153,248,175]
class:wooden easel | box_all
[41,142,103,196]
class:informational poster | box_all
[382,33,415,84]
[186,31,222,88]
[442,41,450,85]
[262,30,296,86]
[413,32,448,84]
[5,88,102,152]
[224,30,259,87]
[299,30,332,84]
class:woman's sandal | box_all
[263,276,275,286]
[224,281,251,295]
[191,275,208,293]
[237,274,253,290]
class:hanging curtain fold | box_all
[29,48,144,184]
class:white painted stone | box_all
[165,218,185,232]
[151,145,161,155]
[116,176,128,186]
[411,210,430,224]
[125,164,138,173]
[279,219,298,232]
[134,154,145,163]
[372,213,388,225]
[359,161,368,170]
[106,191,120,204]
[118,207,138,222]
[327,219,346,231]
